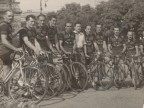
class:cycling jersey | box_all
[19,27,37,55]
[0,21,13,65]
[84,32,96,54]
[59,31,75,52]
[108,34,125,55]
[35,25,48,50]
[47,24,57,45]
[125,39,137,57]
[95,32,107,51]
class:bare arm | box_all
[46,36,55,52]
[140,45,143,54]
[34,39,42,51]
[55,34,61,53]
[59,40,68,54]
[122,44,126,53]
[108,44,112,54]
[103,41,107,52]
[23,37,37,52]
[93,41,100,52]
[1,34,18,51]
[135,45,139,56]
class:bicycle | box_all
[60,53,88,92]
[0,51,48,104]
[86,52,113,90]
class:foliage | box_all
[46,0,144,35]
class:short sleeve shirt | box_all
[35,25,48,48]
[0,21,13,55]
[95,32,107,50]
[84,32,96,53]
[59,31,75,52]
[19,27,36,54]
[47,25,57,45]
[108,34,125,55]
[125,39,136,56]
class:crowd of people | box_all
[1,10,144,89]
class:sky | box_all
[17,0,108,12]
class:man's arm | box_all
[23,37,38,53]
[34,38,42,51]
[93,41,100,52]
[103,41,108,53]
[46,36,55,52]
[55,34,61,53]
[140,45,143,54]
[108,44,112,54]
[135,45,139,56]
[122,44,126,53]
[1,34,19,51]
[59,40,68,54]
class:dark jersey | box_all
[108,34,125,55]
[84,32,96,54]
[0,21,13,55]
[35,25,48,49]
[125,39,136,57]
[95,32,107,50]
[59,31,75,52]
[19,27,36,55]
[47,25,57,45]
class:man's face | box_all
[38,16,45,27]
[74,24,81,32]
[96,25,102,33]
[65,23,72,32]
[27,17,35,28]
[49,18,57,27]
[114,28,120,36]
[4,11,14,23]
[85,26,91,35]
[127,31,133,39]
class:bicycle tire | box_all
[70,62,88,92]
[40,63,63,99]
[8,66,48,104]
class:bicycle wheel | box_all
[55,64,67,95]
[8,66,48,104]
[96,61,113,90]
[40,63,62,99]
[132,63,141,89]
[70,62,88,92]
[113,64,125,89]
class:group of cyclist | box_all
[1,10,144,91]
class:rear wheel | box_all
[70,62,88,92]
[40,63,62,99]
[8,66,48,104]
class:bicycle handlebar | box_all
[13,51,25,61]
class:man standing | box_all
[59,22,75,55]
[47,15,60,53]
[0,11,22,95]
[19,15,43,56]
[35,14,49,50]
[73,22,87,64]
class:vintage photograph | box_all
[0,0,144,108]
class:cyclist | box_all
[0,11,22,95]
[19,15,43,56]
[84,25,97,67]
[125,30,139,86]
[59,22,75,63]
[35,14,49,51]
[94,24,108,54]
[73,22,87,64]
[47,15,60,53]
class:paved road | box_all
[37,86,144,108]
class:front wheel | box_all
[8,66,48,104]
[70,62,88,92]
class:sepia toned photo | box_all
[0,0,144,108]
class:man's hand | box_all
[34,49,40,56]
[85,54,90,58]
[66,52,71,55]
[15,48,23,52]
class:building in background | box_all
[0,0,22,20]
